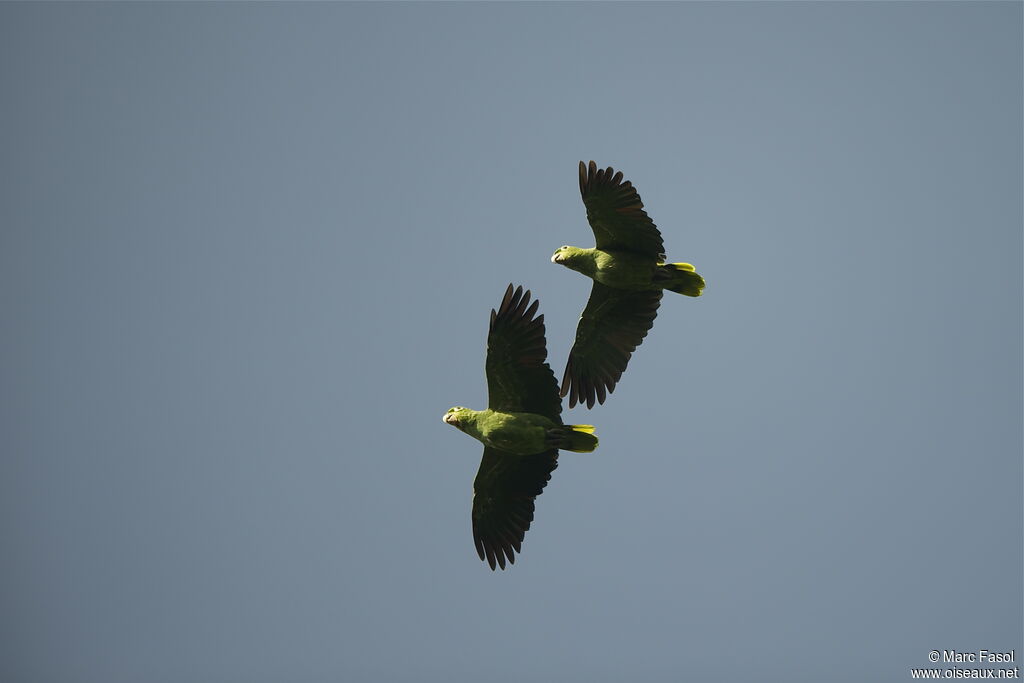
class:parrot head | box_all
[551,245,586,269]
[443,406,469,429]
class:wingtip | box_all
[499,283,515,312]
[475,534,486,562]
[498,283,524,318]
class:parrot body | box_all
[553,161,706,408]
[442,284,599,570]
[553,246,704,296]
[444,408,596,455]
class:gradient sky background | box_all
[2,3,1021,682]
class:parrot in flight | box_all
[552,161,705,409]
[443,284,599,570]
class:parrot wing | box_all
[471,446,559,570]
[580,160,666,260]
[561,282,663,409]
[486,284,562,422]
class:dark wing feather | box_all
[580,160,666,260]
[486,284,562,421]
[472,447,558,570]
[561,282,662,409]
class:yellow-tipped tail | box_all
[563,424,599,453]
[661,263,705,297]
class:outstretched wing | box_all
[472,447,559,570]
[486,284,561,421]
[561,282,662,409]
[580,160,665,260]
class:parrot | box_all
[443,284,599,570]
[552,161,706,409]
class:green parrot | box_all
[552,161,706,409]
[443,284,599,570]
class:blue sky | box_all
[2,3,1021,682]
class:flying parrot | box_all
[443,284,599,570]
[552,161,706,409]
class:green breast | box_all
[592,250,658,290]
[478,410,555,455]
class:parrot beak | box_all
[551,253,560,263]
[442,412,458,426]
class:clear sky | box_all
[2,3,1021,682]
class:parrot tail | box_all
[658,262,705,297]
[556,424,599,453]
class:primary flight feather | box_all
[553,161,706,409]
[443,284,599,570]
